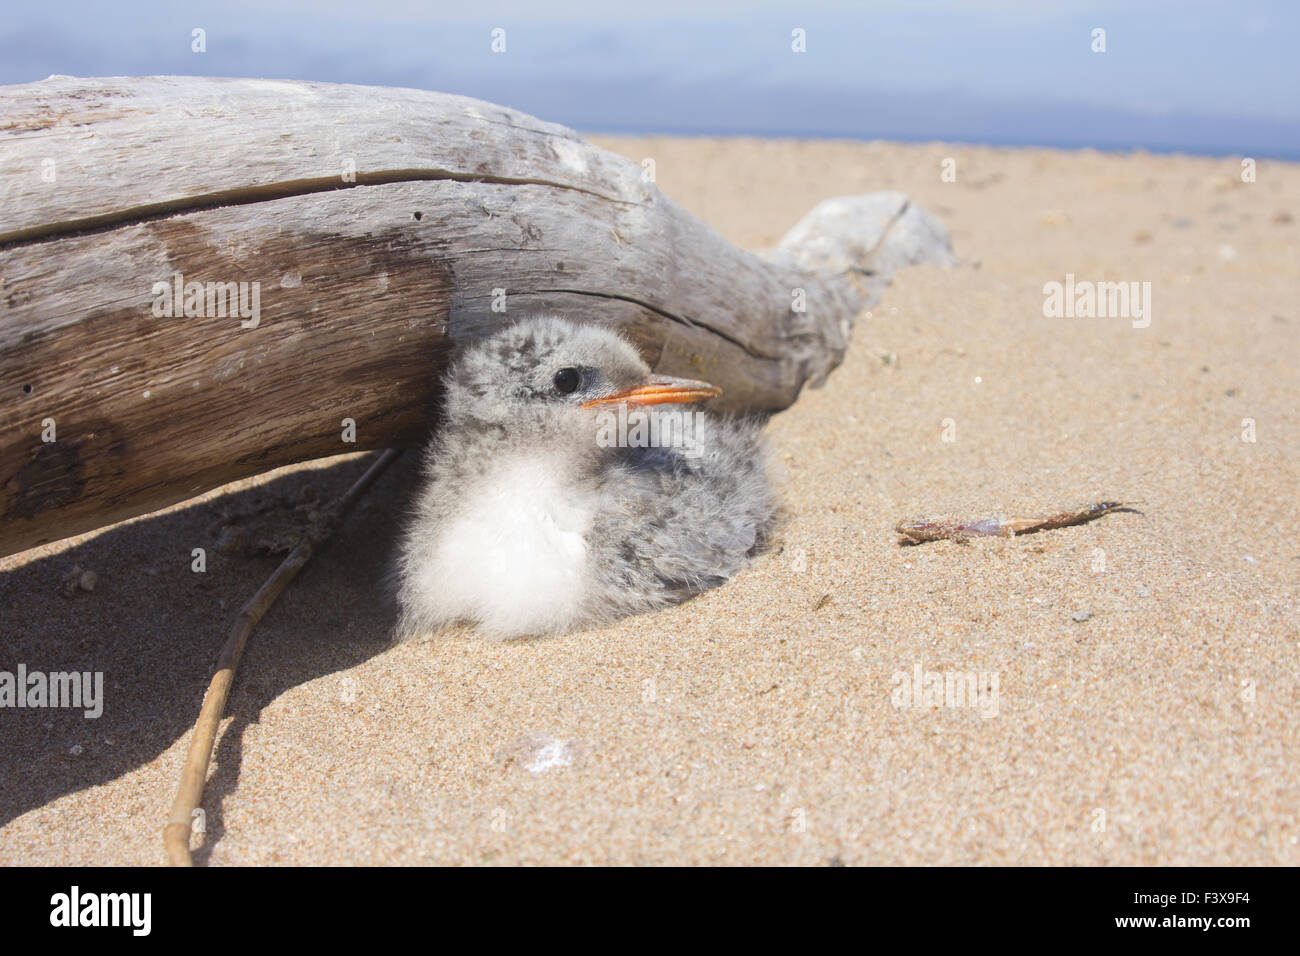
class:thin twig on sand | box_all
[894,500,1139,545]
[163,449,402,866]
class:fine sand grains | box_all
[0,138,1296,864]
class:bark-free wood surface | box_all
[0,76,952,557]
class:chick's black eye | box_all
[553,367,581,394]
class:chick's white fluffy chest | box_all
[419,452,594,637]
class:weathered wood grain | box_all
[0,76,953,558]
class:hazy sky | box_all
[2,1,1296,156]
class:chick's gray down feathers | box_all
[396,316,776,639]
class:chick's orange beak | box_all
[582,374,722,409]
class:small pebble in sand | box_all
[1071,611,1094,623]
[69,744,83,756]
[60,565,98,597]
[495,733,588,773]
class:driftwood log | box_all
[0,75,953,558]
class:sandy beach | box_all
[1,136,1296,865]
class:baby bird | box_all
[396,315,776,639]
